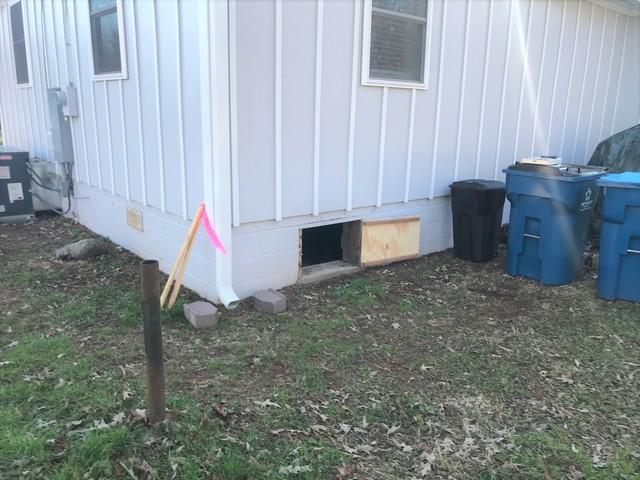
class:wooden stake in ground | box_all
[160,204,204,309]
[167,219,200,308]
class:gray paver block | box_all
[183,301,221,329]
[253,289,287,314]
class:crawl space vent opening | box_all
[299,221,361,283]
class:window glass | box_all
[89,0,122,75]
[10,1,29,85]
[90,0,116,14]
[370,13,425,82]
[367,0,428,85]
[372,0,427,18]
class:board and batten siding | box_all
[0,0,222,299]
[1,0,639,301]
[70,0,205,219]
[0,0,205,222]
[0,0,50,161]
[233,0,640,226]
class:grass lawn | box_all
[1,215,639,479]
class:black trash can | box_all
[450,180,506,262]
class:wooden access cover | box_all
[361,216,421,267]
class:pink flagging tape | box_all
[199,202,227,254]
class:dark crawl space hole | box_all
[301,223,343,266]
[300,221,361,267]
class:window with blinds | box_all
[10,1,30,85]
[362,0,428,88]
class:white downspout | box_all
[198,0,240,308]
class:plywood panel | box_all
[361,216,420,267]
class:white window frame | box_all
[89,0,128,81]
[9,0,32,89]
[361,0,432,90]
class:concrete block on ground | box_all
[184,301,221,329]
[253,289,287,314]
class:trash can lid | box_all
[450,179,505,190]
[504,163,606,180]
[598,172,640,189]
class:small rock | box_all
[183,301,220,329]
[253,289,287,314]
[55,239,110,260]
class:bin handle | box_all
[628,249,640,255]
[524,233,540,240]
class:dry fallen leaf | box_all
[361,415,369,429]
[558,374,574,385]
[310,424,329,434]
[339,423,352,434]
[278,465,312,475]
[213,403,229,419]
[111,412,126,426]
[387,424,401,435]
[336,463,356,479]
[133,408,147,419]
[254,399,281,408]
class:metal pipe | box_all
[141,260,166,424]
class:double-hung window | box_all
[10,1,30,85]
[89,0,127,78]
[362,0,429,89]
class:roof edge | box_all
[590,0,640,16]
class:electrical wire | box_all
[26,164,51,186]
[26,164,60,192]
[30,176,59,192]
[27,160,74,215]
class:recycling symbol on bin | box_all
[580,187,593,211]
[585,188,592,202]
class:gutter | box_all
[590,0,640,16]
[198,0,240,308]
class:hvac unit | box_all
[0,147,35,222]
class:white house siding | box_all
[65,0,215,298]
[233,0,640,226]
[0,0,50,160]
[228,0,640,297]
[1,0,639,302]
[0,0,207,214]
[65,0,205,217]
[0,0,222,300]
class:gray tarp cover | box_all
[587,123,640,241]
[588,124,640,172]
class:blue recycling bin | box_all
[504,164,604,285]
[598,172,640,302]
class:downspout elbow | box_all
[215,278,240,309]
[214,245,240,309]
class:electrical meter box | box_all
[0,147,34,222]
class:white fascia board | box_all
[590,0,640,16]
